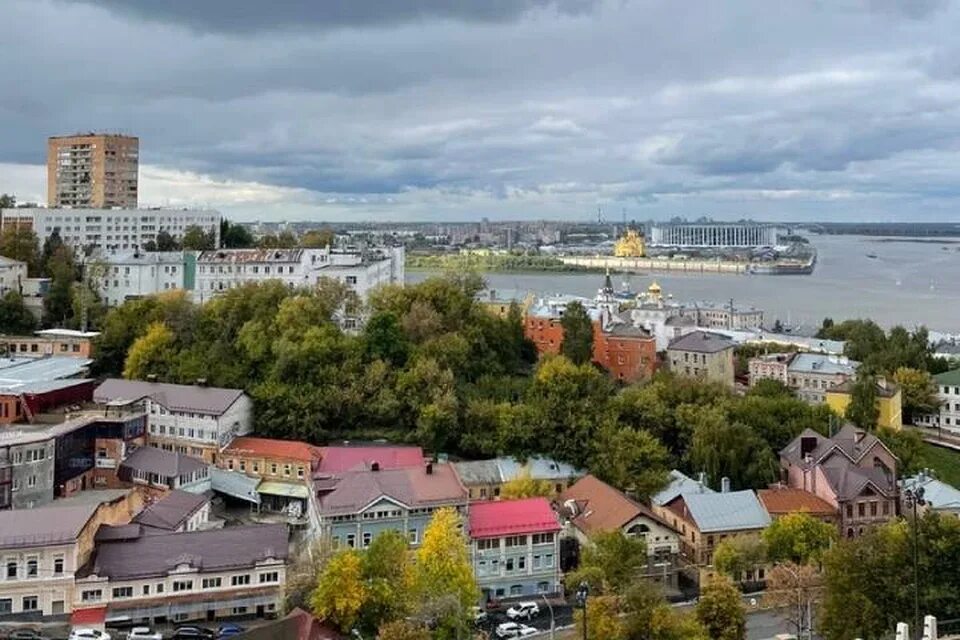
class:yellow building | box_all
[479,292,534,319]
[826,378,902,430]
[614,229,646,257]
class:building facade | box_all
[94,379,253,463]
[592,323,657,382]
[468,498,562,602]
[667,331,736,387]
[74,525,288,625]
[915,369,960,432]
[0,208,220,254]
[0,257,28,297]
[4,329,99,359]
[826,378,902,430]
[648,222,777,248]
[47,134,139,209]
[693,302,763,331]
[452,457,582,501]
[749,353,859,404]
[780,425,899,538]
[99,251,189,307]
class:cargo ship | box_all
[747,252,817,275]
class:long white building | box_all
[99,251,188,307]
[648,222,777,248]
[0,207,220,254]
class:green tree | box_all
[301,228,336,248]
[845,373,879,430]
[181,225,216,250]
[499,466,554,499]
[560,300,594,365]
[571,530,647,595]
[0,292,37,334]
[363,312,410,367]
[42,244,76,327]
[893,366,941,424]
[311,549,367,633]
[414,508,478,639]
[123,321,178,380]
[362,530,414,631]
[712,536,767,582]
[375,620,430,640]
[220,219,255,248]
[696,575,746,640]
[589,423,671,498]
[876,426,926,477]
[258,230,298,248]
[688,410,779,490]
[623,581,708,640]
[575,596,623,640]
[0,194,15,208]
[0,226,41,275]
[284,538,336,613]
[155,230,179,251]
[762,512,836,565]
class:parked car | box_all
[9,630,50,640]
[495,622,537,639]
[68,630,111,640]
[171,627,216,639]
[128,628,163,640]
[217,624,246,638]
[505,602,540,621]
[471,606,489,624]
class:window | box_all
[506,558,514,571]
[231,574,251,586]
[6,560,16,580]
[531,533,554,545]
[53,556,64,576]
[362,532,372,548]
[544,554,554,568]
[233,607,248,615]
[0,599,11,615]
[518,557,526,570]
[408,529,419,544]
[81,589,102,602]
[504,535,527,548]
[112,587,133,599]
[510,585,523,596]
[22,596,38,611]
[858,503,865,517]
[156,583,164,594]
[172,580,193,592]
[142,585,150,596]
[537,581,550,593]
[883,502,891,516]
[271,463,278,474]
[284,464,291,477]
[870,502,878,517]
[202,577,222,589]
[477,539,498,551]
[259,572,279,584]
[845,504,853,518]
[346,534,356,548]
[26,558,37,578]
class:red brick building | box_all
[524,315,564,355]
[593,324,657,382]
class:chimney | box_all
[371,461,380,472]
[697,471,706,492]
[854,428,866,444]
[426,462,433,475]
[721,477,731,493]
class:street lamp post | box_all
[576,582,589,640]
[541,594,555,640]
[904,486,926,640]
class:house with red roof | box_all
[317,445,425,474]
[467,497,562,603]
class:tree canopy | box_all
[560,300,594,365]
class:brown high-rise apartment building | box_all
[47,133,139,208]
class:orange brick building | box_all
[524,315,565,355]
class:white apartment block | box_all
[99,251,187,307]
[94,379,253,464]
[0,207,220,254]
[195,246,404,306]
[916,370,960,432]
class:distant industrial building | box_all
[47,133,139,209]
[648,221,777,248]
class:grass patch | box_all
[921,442,960,487]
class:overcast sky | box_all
[3,0,960,222]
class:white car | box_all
[129,628,163,640]
[495,622,538,638]
[506,602,540,621]
[68,630,111,640]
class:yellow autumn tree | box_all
[500,465,554,499]
[414,508,479,639]
[123,321,177,380]
[311,549,367,633]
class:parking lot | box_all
[478,603,575,638]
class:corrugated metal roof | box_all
[652,469,715,506]
[211,467,261,504]
[258,481,310,500]
[0,503,99,549]
[0,356,92,385]
[681,490,770,533]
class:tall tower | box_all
[47,133,139,208]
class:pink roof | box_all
[468,497,561,539]
[318,446,425,473]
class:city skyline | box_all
[3,0,960,222]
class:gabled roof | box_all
[934,369,960,386]
[134,490,208,531]
[91,524,288,580]
[468,498,561,539]
[667,330,735,353]
[318,445,425,473]
[120,446,207,478]
[780,425,896,468]
[95,378,245,416]
[757,487,837,516]
[224,436,322,465]
[316,463,466,516]
[652,470,715,507]
[0,503,100,549]
[821,459,896,500]
[558,474,669,536]
[679,490,770,533]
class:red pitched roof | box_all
[224,437,322,464]
[468,497,561,539]
[558,474,669,535]
[757,487,837,516]
[318,446,425,473]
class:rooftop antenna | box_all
[597,207,603,225]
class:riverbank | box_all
[406,253,598,273]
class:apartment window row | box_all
[4,555,63,580]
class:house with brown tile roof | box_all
[757,486,838,524]
[557,474,680,558]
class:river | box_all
[406,235,960,332]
